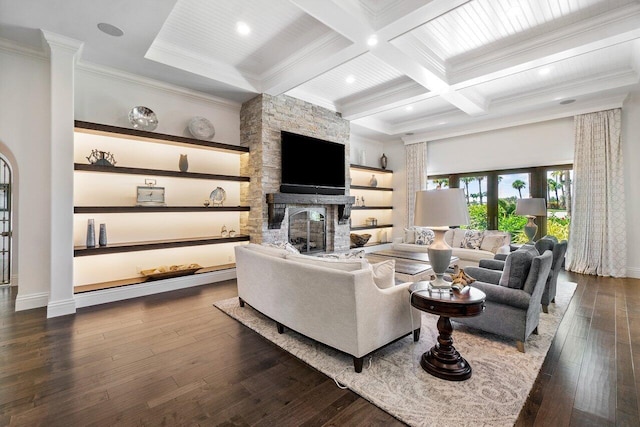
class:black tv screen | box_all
[280,131,345,195]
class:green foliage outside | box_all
[463,200,570,243]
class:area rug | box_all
[213,281,577,427]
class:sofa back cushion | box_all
[414,227,435,245]
[285,253,366,271]
[462,230,483,249]
[369,259,396,289]
[403,227,416,243]
[499,245,538,290]
[480,231,510,253]
[244,243,290,258]
[451,228,467,248]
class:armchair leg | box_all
[413,328,421,342]
[533,327,538,335]
[516,341,525,353]
[276,322,285,334]
[353,357,364,373]
[238,297,245,307]
[551,298,555,303]
[542,304,548,313]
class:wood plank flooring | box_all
[0,270,638,426]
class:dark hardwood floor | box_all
[0,270,638,426]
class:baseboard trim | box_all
[47,299,77,318]
[627,267,640,279]
[15,292,49,311]
[74,268,237,309]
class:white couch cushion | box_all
[403,227,416,243]
[452,228,467,248]
[244,243,289,258]
[451,248,495,263]
[480,233,508,253]
[262,241,300,254]
[370,259,395,289]
[285,253,367,271]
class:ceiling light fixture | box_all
[538,67,551,76]
[345,75,355,84]
[236,21,251,36]
[367,35,378,47]
[97,22,124,37]
[560,99,576,105]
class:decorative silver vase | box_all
[179,154,189,172]
[99,223,107,247]
[86,219,96,248]
[369,174,378,187]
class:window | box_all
[429,164,572,242]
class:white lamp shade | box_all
[515,198,547,217]
[414,188,470,227]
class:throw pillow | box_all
[498,246,538,290]
[244,243,289,258]
[443,229,454,246]
[320,249,365,259]
[452,228,467,248]
[262,241,300,254]
[369,259,395,289]
[414,227,435,245]
[285,253,366,271]
[403,227,416,244]
[480,234,507,253]
[461,230,483,250]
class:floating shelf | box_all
[351,206,393,210]
[75,120,249,154]
[350,164,393,173]
[74,235,249,257]
[350,185,393,192]
[74,163,250,182]
[73,263,237,294]
[351,224,393,231]
[74,206,250,214]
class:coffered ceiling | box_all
[1,0,639,142]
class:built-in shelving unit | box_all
[73,120,250,295]
[349,164,394,249]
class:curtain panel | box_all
[405,142,428,227]
[566,108,627,277]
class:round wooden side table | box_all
[409,281,486,381]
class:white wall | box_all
[0,45,51,309]
[622,91,640,279]
[349,132,387,168]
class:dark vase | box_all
[380,153,388,169]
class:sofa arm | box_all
[494,253,509,261]
[478,259,506,271]
[464,266,502,285]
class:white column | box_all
[41,30,83,318]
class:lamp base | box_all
[524,216,538,242]
[427,230,453,290]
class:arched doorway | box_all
[0,156,11,286]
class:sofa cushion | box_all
[370,259,395,289]
[451,248,495,263]
[480,234,507,253]
[262,241,300,254]
[452,228,467,248]
[285,253,366,271]
[320,249,365,259]
[403,227,416,244]
[498,246,538,290]
[244,243,289,258]
[414,227,435,245]
[444,229,454,246]
[462,230,483,249]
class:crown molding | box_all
[76,61,242,112]
[0,37,47,61]
[40,30,83,59]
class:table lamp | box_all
[514,198,547,242]
[414,188,469,289]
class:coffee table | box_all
[409,281,485,381]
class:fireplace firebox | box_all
[288,208,326,254]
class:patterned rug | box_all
[214,282,577,427]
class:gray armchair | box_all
[478,237,567,313]
[453,250,553,352]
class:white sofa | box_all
[392,227,511,268]
[234,244,421,372]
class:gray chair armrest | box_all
[479,259,506,271]
[464,267,502,285]
[494,253,509,261]
[469,281,531,310]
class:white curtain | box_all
[566,108,627,277]
[405,142,428,227]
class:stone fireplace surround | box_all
[240,93,352,253]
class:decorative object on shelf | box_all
[360,149,366,165]
[136,178,166,206]
[86,149,116,166]
[380,153,388,169]
[221,225,228,238]
[210,186,226,206]
[369,174,378,187]
[378,229,387,243]
[128,106,158,131]
[361,196,365,207]
[98,223,107,247]
[140,263,202,281]
[366,217,378,227]
[86,219,96,248]
[355,196,360,207]
[515,198,547,242]
[203,199,210,207]
[229,229,236,237]
[179,154,189,172]
[414,188,469,290]
[350,233,371,248]
[188,116,215,140]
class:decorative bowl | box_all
[350,233,371,247]
[128,106,158,131]
[188,116,215,140]
[209,187,226,206]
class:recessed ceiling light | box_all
[560,99,576,105]
[554,96,563,101]
[405,106,413,111]
[538,67,551,76]
[236,21,251,36]
[97,22,124,37]
[345,75,355,84]
[367,35,378,47]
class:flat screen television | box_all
[280,131,345,195]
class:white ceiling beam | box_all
[340,81,431,120]
[350,116,395,135]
